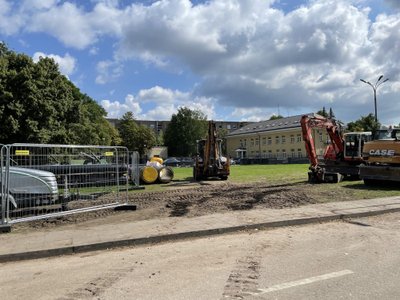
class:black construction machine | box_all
[193,121,230,181]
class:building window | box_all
[268,150,273,158]
[297,134,302,143]
[282,149,287,158]
[255,138,259,146]
[297,148,302,158]
[291,149,295,157]
[262,137,266,145]
[244,139,247,146]
[276,149,280,158]
[251,139,254,147]
[227,124,231,130]
[281,136,286,144]
[275,136,280,144]
[267,137,272,145]
[290,135,295,143]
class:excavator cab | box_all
[375,127,400,140]
[343,132,372,160]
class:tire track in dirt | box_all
[57,264,139,300]
[221,253,262,299]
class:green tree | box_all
[317,107,328,117]
[69,94,121,145]
[217,127,229,154]
[329,107,335,118]
[135,125,156,156]
[117,112,139,151]
[316,107,335,118]
[155,130,164,146]
[269,114,283,120]
[0,42,116,145]
[346,113,380,132]
[117,112,156,156]
[164,107,208,156]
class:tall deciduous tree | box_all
[117,112,156,156]
[269,114,283,120]
[0,42,117,145]
[164,107,208,157]
[346,113,380,132]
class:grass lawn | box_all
[172,164,308,183]
[138,164,400,201]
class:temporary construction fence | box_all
[1,144,138,226]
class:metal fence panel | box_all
[1,144,7,225]
[3,144,130,224]
[130,151,140,187]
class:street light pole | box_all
[360,75,389,123]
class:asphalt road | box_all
[1,213,400,299]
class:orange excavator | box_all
[301,114,372,183]
[193,121,230,181]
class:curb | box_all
[1,207,400,263]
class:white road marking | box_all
[251,269,354,296]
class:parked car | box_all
[1,167,59,208]
[179,157,194,167]
[163,157,181,167]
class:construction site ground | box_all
[1,175,400,263]
[8,178,400,233]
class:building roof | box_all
[227,113,317,137]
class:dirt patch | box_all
[10,180,324,232]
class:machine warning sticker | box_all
[105,152,114,156]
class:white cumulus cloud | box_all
[102,86,216,120]
[32,52,76,76]
[2,0,400,123]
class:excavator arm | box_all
[300,115,345,182]
[194,121,230,180]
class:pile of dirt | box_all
[12,181,317,230]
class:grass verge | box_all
[134,164,400,201]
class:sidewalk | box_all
[1,196,400,263]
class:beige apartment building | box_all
[226,113,330,162]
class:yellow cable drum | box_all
[150,156,164,165]
[140,166,159,184]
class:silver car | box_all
[1,167,59,208]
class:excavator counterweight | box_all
[360,127,400,185]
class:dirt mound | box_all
[12,181,317,231]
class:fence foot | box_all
[0,224,11,233]
[114,204,137,211]
[128,186,145,190]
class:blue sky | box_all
[1,0,400,125]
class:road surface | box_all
[1,213,400,299]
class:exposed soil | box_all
[13,181,322,231]
[9,179,356,232]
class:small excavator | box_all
[301,114,372,183]
[193,121,230,181]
